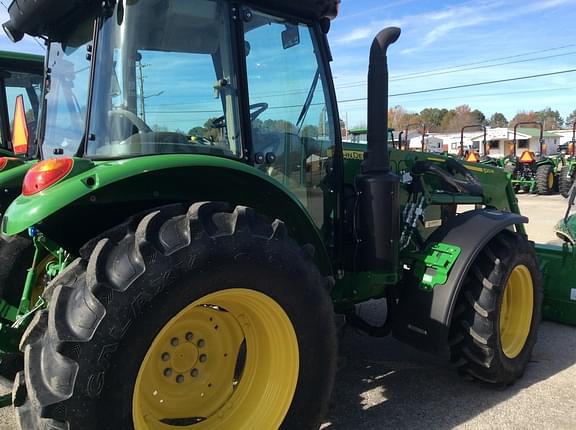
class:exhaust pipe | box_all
[354,27,401,273]
[362,27,401,173]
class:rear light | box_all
[0,157,8,170]
[22,158,74,196]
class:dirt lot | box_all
[1,193,575,429]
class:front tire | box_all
[15,203,337,430]
[449,230,542,385]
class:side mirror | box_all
[11,94,29,155]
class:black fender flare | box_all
[393,209,528,353]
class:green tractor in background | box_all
[0,0,562,428]
[506,121,559,194]
[0,50,44,379]
[558,121,576,198]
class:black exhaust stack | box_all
[354,27,401,272]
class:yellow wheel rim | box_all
[133,288,299,430]
[31,255,56,305]
[547,172,554,189]
[499,265,534,359]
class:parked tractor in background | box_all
[403,122,427,151]
[458,124,486,163]
[506,121,558,194]
[0,0,558,428]
[0,51,44,383]
[558,121,576,198]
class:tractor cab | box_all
[11,0,341,230]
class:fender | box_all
[393,209,527,353]
[2,154,332,273]
[0,160,35,215]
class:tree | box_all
[387,105,409,130]
[566,109,576,127]
[419,108,448,132]
[510,111,538,128]
[302,125,319,138]
[535,107,563,130]
[471,109,486,125]
[441,105,476,132]
[488,112,508,128]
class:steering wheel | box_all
[211,103,269,129]
[109,108,153,133]
[249,102,268,121]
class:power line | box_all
[336,51,576,89]
[337,68,576,104]
[334,43,576,88]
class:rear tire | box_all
[559,165,574,198]
[0,234,34,306]
[536,164,555,195]
[449,230,542,385]
[15,202,337,430]
[0,234,33,380]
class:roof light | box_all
[22,158,74,196]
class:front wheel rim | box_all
[133,288,299,430]
[499,265,534,359]
[547,172,554,189]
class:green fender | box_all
[0,159,35,214]
[2,154,332,274]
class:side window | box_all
[42,39,92,158]
[244,10,336,227]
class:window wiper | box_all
[296,68,320,133]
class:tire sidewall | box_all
[493,242,541,377]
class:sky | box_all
[0,0,575,130]
[328,0,576,128]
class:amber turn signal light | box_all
[22,158,74,196]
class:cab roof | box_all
[4,0,338,42]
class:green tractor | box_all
[0,0,551,428]
[558,121,576,198]
[506,121,558,194]
[0,50,44,379]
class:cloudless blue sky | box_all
[1,0,574,129]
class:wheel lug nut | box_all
[197,339,205,348]
[176,375,185,384]
[191,368,199,377]
[186,332,194,342]
[164,368,173,377]
[171,337,179,347]
[199,354,207,363]
[161,353,170,361]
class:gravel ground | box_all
[1,193,575,429]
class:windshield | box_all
[87,0,242,159]
[41,20,93,159]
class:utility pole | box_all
[137,60,147,123]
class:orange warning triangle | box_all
[466,151,480,162]
[11,95,29,155]
[519,151,535,163]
